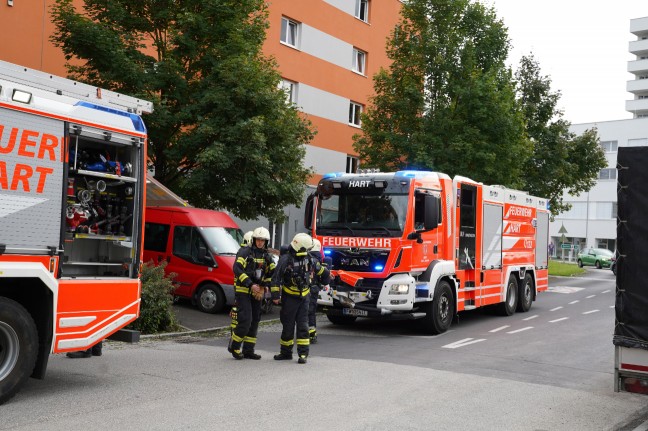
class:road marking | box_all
[549,317,569,323]
[569,300,579,304]
[507,326,534,334]
[523,315,538,321]
[602,290,611,293]
[550,306,563,311]
[586,295,596,299]
[442,338,486,349]
[583,309,599,314]
[551,276,614,282]
[489,325,510,333]
[548,286,585,294]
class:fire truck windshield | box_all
[316,192,408,237]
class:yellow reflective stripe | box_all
[269,263,276,271]
[236,257,246,266]
[235,286,251,293]
[238,273,249,282]
[280,339,294,347]
[270,286,280,293]
[296,251,307,256]
[296,338,310,346]
[243,336,257,343]
[282,286,309,297]
[232,334,243,343]
[262,277,272,283]
[317,266,325,276]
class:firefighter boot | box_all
[273,353,293,361]
[309,328,318,344]
[243,351,262,360]
[66,348,92,359]
[231,349,244,360]
[298,355,308,364]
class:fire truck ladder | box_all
[0,59,153,115]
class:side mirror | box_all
[407,231,423,244]
[304,194,315,230]
[423,195,440,231]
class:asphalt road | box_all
[3,267,648,430]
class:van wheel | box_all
[420,280,454,335]
[0,297,38,405]
[497,276,518,316]
[196,284,225,314]
[516,273,534,313]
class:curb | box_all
[140,317,282,340]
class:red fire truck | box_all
[305,170,549,334]
[0,60,152,404]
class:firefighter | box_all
[228,227,275,360]
[227,230,254,353]
[307,238,330,344]
[271,233,329,364]
[241,230,253,247]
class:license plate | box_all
[343,308,368,317]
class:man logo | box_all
[340,258,369,267]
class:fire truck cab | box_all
[305,170,549,334]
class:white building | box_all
[550,16,648,257]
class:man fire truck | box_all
[0,60,152,404]
[305,169,549,334]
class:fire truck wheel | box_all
[0,297,38,405]
[421,280,454,335]
[497,276,518,316]
[516,273,534,313]
[196,283,225,314]
[326,313,357,325]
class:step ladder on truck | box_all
[0,60,153,404]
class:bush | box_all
[128,262,180,334]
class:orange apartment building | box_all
[0,0,403,241]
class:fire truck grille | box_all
[327,248,390,273]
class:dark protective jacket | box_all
[271,249,330,299]
[233,245,276,295]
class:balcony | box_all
[630,17,648,36]
[629,39,648,57]
[625,98,648,116]
[627,79,648,93]
[628,59,648,74]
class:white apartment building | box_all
[550,16,648,257]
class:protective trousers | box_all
[229,292,261,355]
[279,293,310,357]
[308,285,319,339]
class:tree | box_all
[354,0,531,188]
[515,54,606,215]
[50,0,314,221]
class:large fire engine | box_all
[0,60,152,404]
[305,170,549,334]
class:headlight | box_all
[389,284,409,295]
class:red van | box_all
[143,206,244,313]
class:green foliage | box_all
[356,0,606,216]
[50,0,313,221]
[516,55,607,215]
[128,262,179,334]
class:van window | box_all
[201,227,242,255]
[144,222,170,252]
[173,226,210,264]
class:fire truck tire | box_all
[421,281,454,335]
[516,273,534,313]
[196,283,225,314]
[0,297,38,405]
[326,313,357,325]
[497,276,518,316]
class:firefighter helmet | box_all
[242,231,253,247]
[311,238,321,252]
[252,227,270,248]
[291,233,314,253]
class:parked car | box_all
[143,206,244,313]
[577,247,614,269]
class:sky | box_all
[485,1,647,124]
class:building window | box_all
[280,17,299,48]
[355,0,369,22]
[628,138,648,146]
[558,202,587,220]
[346,156,359,173]
[279,79,297,104]
[600,140,617,152]
[598,168,616,180]
[352,48,366,75]
[349,102,362,126]
[595,202,617,219]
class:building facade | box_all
[549,16,648,259]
